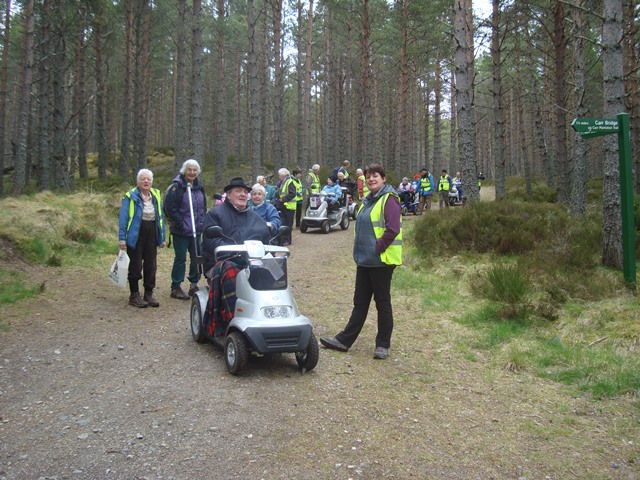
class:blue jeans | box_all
[171,234,201,290]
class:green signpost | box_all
[571,113,637,290]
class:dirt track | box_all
[1,191,639,479]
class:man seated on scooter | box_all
[322,175,342,212]
[202,177,272,337]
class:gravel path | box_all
[1,199,639,479]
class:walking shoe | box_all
[143,291,160,307]
[373,347,389,360]
[188,285,200,296]
[319,336,349,352]
[170,287,190,301]
[129,292,148,308]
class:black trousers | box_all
[280,208,294,244]
[127,220,158,294]
[295,202,303,227]
[336,265,396,349]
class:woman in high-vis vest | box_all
[320,163,402,360]
[118,169,166,308]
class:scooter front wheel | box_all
[225,332,249,375]
[295,332,319,372]
[190,295,208,344]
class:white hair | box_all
[180,159,201,176]
[137,168,153,182]
[256,175,265,184]
[278,168,290,177]
[356,168,363,175]
[312,164,320,171]
[251,183,266,195]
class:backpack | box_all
[163,183,174,222]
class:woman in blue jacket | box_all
[118,169,166,308]
[250,183,281,234]
[321,175,342,210]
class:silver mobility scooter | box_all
[190,226,319,375]
[300,188,350,234]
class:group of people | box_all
[394,168,486,212]
[118,159,404,360]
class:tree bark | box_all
[553,0,569,203]
[94,8,107,179]
[36,0,51,191]
[454,0,477,201]
[303,0,314,168]
[570,0,587,216]
[119,0,134,181]
[174,0,188,168]
[190,0,204,163]
[491,0,506,200]
[215,0,227,175]
[247,0,261,177]
[0,0,10,197]
[12,0,34,195]
[602,0,624,268]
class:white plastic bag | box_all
[108,250,130,289]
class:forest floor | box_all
[1,186,639,479]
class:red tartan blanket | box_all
[205,260,241,337]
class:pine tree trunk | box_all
[454,0,476,201]
[433,54,442,170]
[94,12,107,179]
[36,0,51,190]
[174,0,188,168]
[247,0,261,176]
[554,0,569,203]
[12,0,34,195]
[190,0,204,163]
[215,0,227,175]
[76,8,88,180]
[303,0,314,168]
[0,0,9,197]
[119,0,133,181]
[270,0,284,167]
[491,0,506,200]
[602,0,624,268]
[570,0,587,216]
[52,28,70,191]
[623,0,640,193]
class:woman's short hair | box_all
[251,183,266,195]
[278,167,290,177]
[365,163,386,179]
[180,159,201,176]
[256,175,265,184]
[137,168,153,182]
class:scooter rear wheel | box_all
[225,332,248,375]
[295,332,319,372]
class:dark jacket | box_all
[202,200,271,273]
[164,174,207,236]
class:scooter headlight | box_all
[261,305,293,319]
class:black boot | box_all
[129,292,148,308]
[143,290,159,307]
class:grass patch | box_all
[0,269,42,305]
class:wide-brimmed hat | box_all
[223,177,251,193]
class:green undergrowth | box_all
[402,196,640,399]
